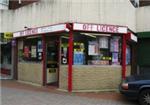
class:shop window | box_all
[126,45,131,65]
[60,33,122,66]
[61,36,69,65]
[61,35,86,65]
[110,36,122,65]
[73,34,88,65]
[73,33,122,65]
[20,37,42,62]
[73,42,85,65]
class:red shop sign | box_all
[73,23,127,34]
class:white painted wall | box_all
[0,4,8,10]
[136,6,150,32]
[1,0,136,32]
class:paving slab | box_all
[1,80,138,105]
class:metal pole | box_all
[68,25,73,92]
[42,35,46,86]
[122,34,127,80]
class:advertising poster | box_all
[112,52,118,63]
[88,41,98,55]
[110,38,119,52]
[37,41,42,60]
[24,46,30,58]
[126,46,131,65]
[37,41,42,52]
[99,37,108,49]
[31,46,37,58]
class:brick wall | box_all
[59,65,131,91]
[18,62,43,85]
[59,65,68,90]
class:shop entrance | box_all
[46,39,59,86]
[0,42,13,79]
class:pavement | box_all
[1,80,138,105]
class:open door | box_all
[46,40,59,85]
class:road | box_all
[1,87,138,105]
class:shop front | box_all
[0,32,13,79]
[13,23,137,92]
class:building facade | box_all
[136,6,150,75]
[0,0,9,10]
[0,0,142,92]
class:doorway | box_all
[0,42,13,79]
[46,39,59,86]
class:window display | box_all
[88,36,110,65]
[81,34,121,65]
[31,46,37,58]
[112,52,119,65]
[24,46,30,58]
[126,45,131,65]
[88,41,98,55]
[110,36,121,65]
[110,37,119,52]
[73,42,85,65]
[60,33,125,66]
[21,38,42,62]
[99,37,109,49]
[61,43,68,64]
[37,41,42,60]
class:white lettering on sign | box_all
[131,34,137,42]
[13,24,66,38]
[73,23,127,34]
[19,28,38,36]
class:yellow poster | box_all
[4,32,13,39]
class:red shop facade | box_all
[13,22,137,92]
